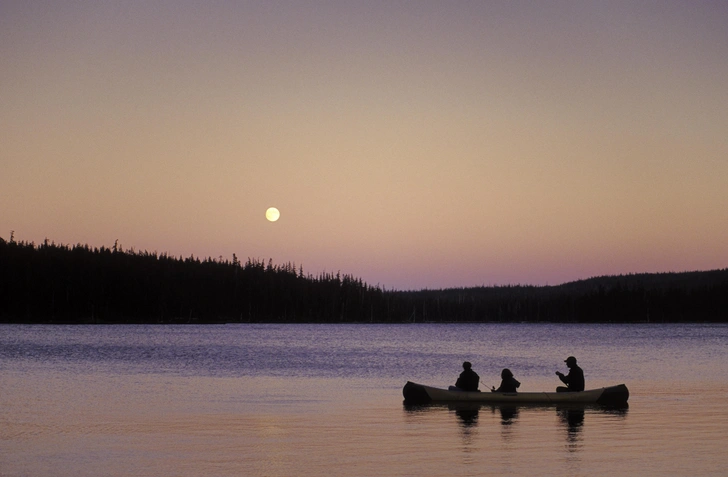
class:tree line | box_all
[1,236,726,323]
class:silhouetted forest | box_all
[1,236,727,323]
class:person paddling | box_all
[556,356,585,392]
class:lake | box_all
[1,323,727,476]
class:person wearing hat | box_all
[453,361,480,392]
[555,356,585,392]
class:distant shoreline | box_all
[2,237,727,324]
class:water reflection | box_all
[490,405,520,442]
[454,406,479,427]
[404,402,628,448]
[558,407,585,449]
[447,404,518,427]
[498,406,519,425]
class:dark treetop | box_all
[1,236,727,324]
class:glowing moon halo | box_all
[265,207,280,222]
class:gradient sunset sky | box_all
[2,1,727,290]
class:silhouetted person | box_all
[556,356,585,392]
[454,361,480,392]
[492,368,521,393]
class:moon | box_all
[265,207,280,222]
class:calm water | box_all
[1,323,727,476]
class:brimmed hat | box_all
[564,356,577,364]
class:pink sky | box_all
[2,1,727,290]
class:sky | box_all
[2,1,727,290]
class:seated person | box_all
[451,361,480,392]
[492,368,521,393]
[556,356,585,392]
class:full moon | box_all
[265,207,280,222]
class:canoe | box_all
[403,381,629,406]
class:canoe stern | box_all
[403,381,433,404]
[596,384,629,406]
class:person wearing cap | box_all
[492,368,521,393]
[555,356,585,392]
[453,361,480,392]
